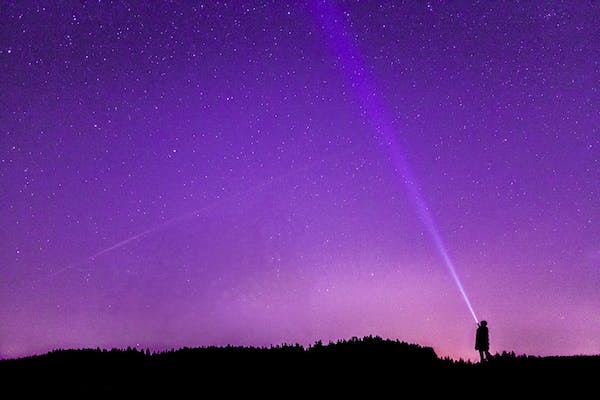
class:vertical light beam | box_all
[313,1,478,323]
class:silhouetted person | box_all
[475,320,491,362]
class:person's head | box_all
[480,320,487,327]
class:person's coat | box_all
[475,325,489,351]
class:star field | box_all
[1,1,599,359]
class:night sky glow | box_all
[1,1,599,360]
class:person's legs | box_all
[479,350,484,363]
[485,350,491,360]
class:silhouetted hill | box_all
[1,336,598,395]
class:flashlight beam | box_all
[314,0,478,323]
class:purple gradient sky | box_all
[1,1,599,360]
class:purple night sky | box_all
[1,1,599,360]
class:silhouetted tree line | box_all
[1,336,598,395]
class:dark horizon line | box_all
[3,335,598,362]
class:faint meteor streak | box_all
[314,1,478,323]
[51,211,198,276]
[51,152,349,277]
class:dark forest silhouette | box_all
[1,335,598,395]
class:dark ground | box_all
[1,336,598,396]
